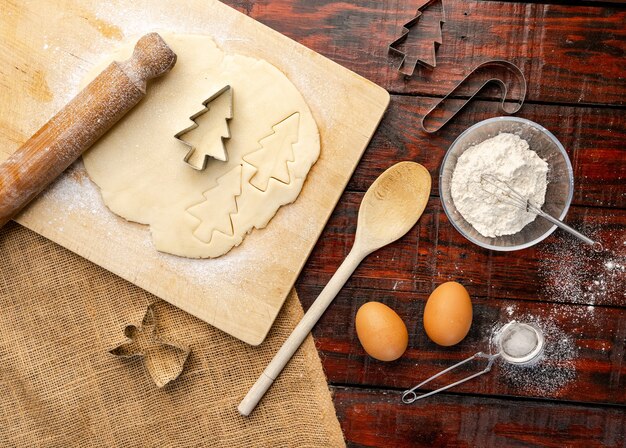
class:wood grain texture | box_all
[348,97,626,209]
[233,0,625,444]
[0,0,389,345]
[300,283,626,405]
[226,0,626,105]
[298,195,626,306]
[332,387,626,448]
[0,33,176,227]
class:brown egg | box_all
[355,302,408,361]
[423,282,472,346]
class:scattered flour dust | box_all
[489,315,577,396]
[451,133,549,238]
[36,162,264,288]
[538,220,625,306]
[496,219,625,397]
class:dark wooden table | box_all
[223,1,626,446]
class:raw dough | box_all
[82,33,320,258]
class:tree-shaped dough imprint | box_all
[244,112,300,192]
[187,164,242,244]
[81,34,322,259]
[175,85,233,170]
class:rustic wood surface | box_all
[222,0,626,446]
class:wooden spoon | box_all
[239,161,431,416]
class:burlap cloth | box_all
[0,222,345,447]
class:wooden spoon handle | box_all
[238,249,365,416]
[0,32,176,228]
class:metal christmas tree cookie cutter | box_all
[402,321,544,403]
[388,0,446,76]
[175,85,233,170]
[421,60,527,133]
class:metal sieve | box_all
[402,321,545,404]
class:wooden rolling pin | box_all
[0,32,177,228]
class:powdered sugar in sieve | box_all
[497,321,545,365]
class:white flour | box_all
[539,220,625,306]
[451,133,549,238]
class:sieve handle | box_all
[401,352,500,404]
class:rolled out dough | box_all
[82,33,320,258]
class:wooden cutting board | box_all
[0,0,389,345]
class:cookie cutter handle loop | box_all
[421,60,527,133]
[401,352,500,404]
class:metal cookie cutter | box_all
[402,321,544,403]
[421,60,527,133]
[175,85,233,170]
[108,304,191,388]
[388,0,446,76]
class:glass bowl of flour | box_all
[440,117,574,251]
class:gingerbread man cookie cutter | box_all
[109,304,191,388]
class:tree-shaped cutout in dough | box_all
[187,164,242,244]
[243,112,300,192]
[175,85,233,170]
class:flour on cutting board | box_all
[43,164,121,232]
[37,162,272,286]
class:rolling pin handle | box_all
[123,32,178,92]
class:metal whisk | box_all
[480,174,602,251]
